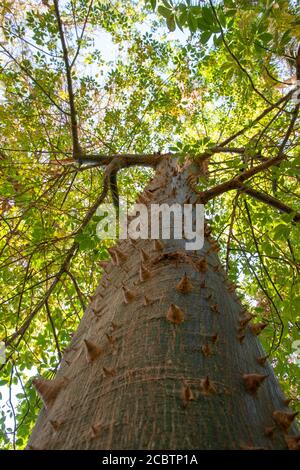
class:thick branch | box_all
[197,103,299,205]
[241,187,300,222]
[75,152,165,169]
[53,0,81,159]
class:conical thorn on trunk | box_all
[199,376,217,395]
[243,373,268,394]
[49,419,63,432]
[166,304,185,325]
[285,435,300,450]
[264,426,276,438]
[239,313,254,327]
[98,260,109,270]
[140,248,150,263]
[89,422,102,439]
[211,333,218,344]
[256,355,268,367]
[273,410,298,431]
[139,263,151,282]
[249,322,268,336]
[176,273,193,294]
[84,339,102,363]
[32,377,68,408]
[181,384,194,407]
[107,247,117,264]
[113,247,127,265]
[153,239,164,251]
[105,333,115,346]
[103,367,116,377]
[201,343,212,357]
[236,333,245,343]
[122,286,136,304]
[196,258,207,272]
[211,303,219,314]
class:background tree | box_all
[0,0,299,449]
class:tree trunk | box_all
[27,157,298,450]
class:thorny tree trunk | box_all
[27,157,298,450]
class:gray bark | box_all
[27,157,298,450]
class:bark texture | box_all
[27,157,298,450]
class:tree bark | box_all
[27,157,298,450]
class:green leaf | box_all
[213,34,222,47]
[157,5,172,19]
[259,32,273,44]
[200,30,212,44]
[162,0,173,8]
[166,14,176,32]
[187,11,198,33]
[202,6,215,27]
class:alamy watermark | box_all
[96,198,205,251]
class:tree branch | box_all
[45,300,62,361]
[240,187,300,222]
[53,0,81,159]
[197,91,293,164]
[197,103,299,205]
[74,152,164,169]
[0,44,69,115]
[209,0,283,107]
[3,158,118,346]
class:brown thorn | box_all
[49,419,63,432]
[105,333,115,345]
[113,247,127,265]
[211,333,218,344]
[32,377,68,408]
[89,422,102,439]
[285,435,300,450]
[153,239,164,251]
[210,303,219,314]
[256,355,268,367]
[199,376,217,395]
[243,373,268,394]
[84,339,102,363]
[195,258,207,272]
[140,248,150,263]
[249,322,268,336]
[139,263,151,282]
[236,333,245,343]
[176,272,193,294]
[98,260,109,270]
[166,304,185,325]
[239,313,254,327]
[122,286,136,304]
[181,383,194,407]
[201,343,212,357]
[103,367,116,377]
[264,426,276,438]
[273,410,298,431]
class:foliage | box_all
[0,0,299,448]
